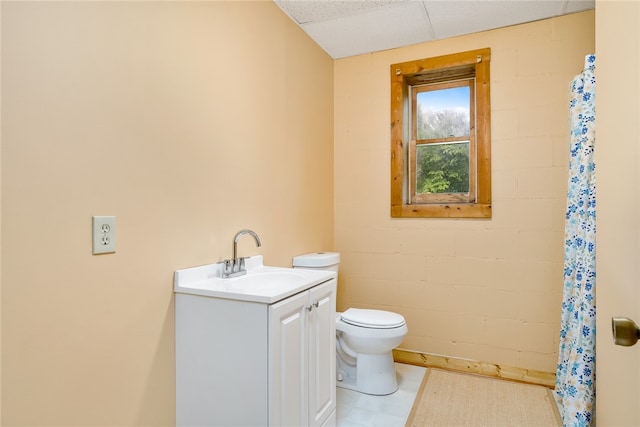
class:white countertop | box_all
[174,255,336,304]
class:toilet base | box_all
[336,352,398,395]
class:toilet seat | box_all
[341,308,406,329]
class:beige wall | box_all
[334,10,595,373]
[1,2,333,425]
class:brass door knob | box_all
[612,317,640,346]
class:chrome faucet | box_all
[222,229,262,278]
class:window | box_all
[391,48,491,218]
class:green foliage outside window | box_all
[416,143,469,194]
[416,103,470,194]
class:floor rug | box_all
[405,369,562,427]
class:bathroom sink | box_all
[174,255,336,304]
[229,269,308,290]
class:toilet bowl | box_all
[292,252,409,396]
[335,308,408,395]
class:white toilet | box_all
[293,252,408,395]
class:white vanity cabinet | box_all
[175,263,336,427]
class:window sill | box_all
[391,203,492,218]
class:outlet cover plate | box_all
[92,216,116,255]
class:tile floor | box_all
[336,363,427,427]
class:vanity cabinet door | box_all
[308,280,337,427]
[268,278,337,427]
[269,290,309,427]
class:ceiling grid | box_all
[273,0,595,59]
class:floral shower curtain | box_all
[555,54,596,427]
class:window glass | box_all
[416,142,470,195]
[417,86,470,139]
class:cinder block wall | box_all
[333,10,595,373]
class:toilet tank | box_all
[292,252,340,273]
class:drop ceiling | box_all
[273,0,595,59]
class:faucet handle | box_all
[220,257,248,278]
[223,259,233,274]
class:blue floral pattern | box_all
[555,54,596,427]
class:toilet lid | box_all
[341,308,406,329]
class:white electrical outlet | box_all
[92,216,116,254]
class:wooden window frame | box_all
[391,48,492,218]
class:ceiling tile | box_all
[300,1,433,58]
[275,0,409,24]
[562,0,595,14]
[426,1,563,40]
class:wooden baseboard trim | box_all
[393,348,556,389]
